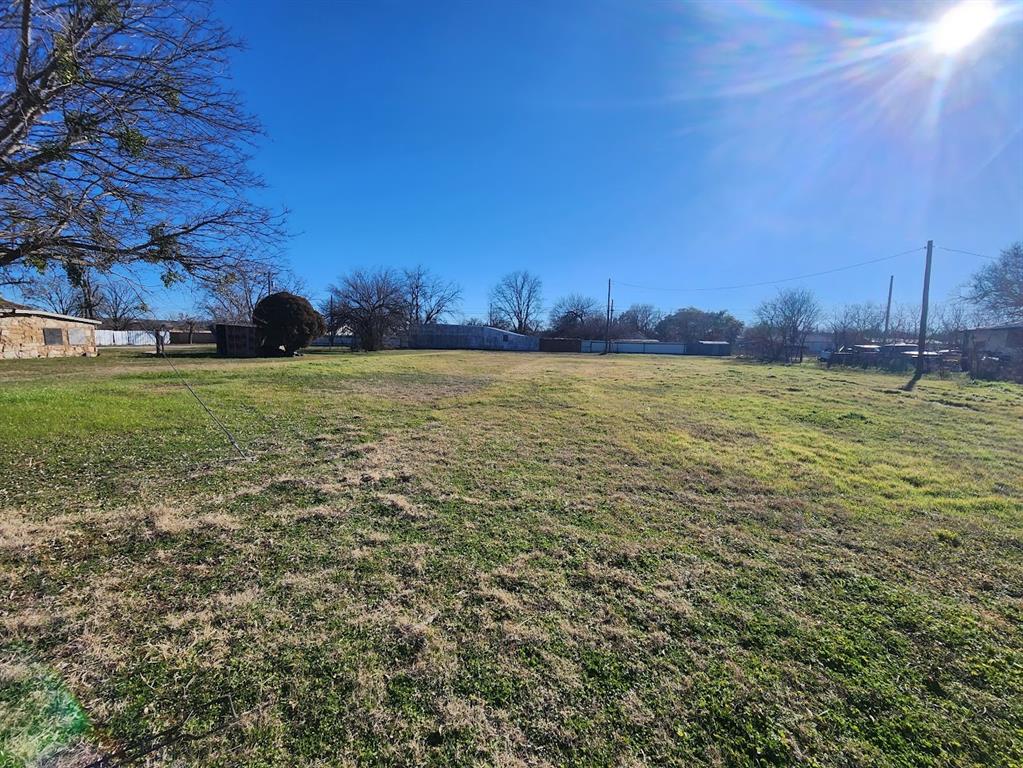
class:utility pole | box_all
[882,274,894,345]
[604,278,612,354]
[915,240,933,376]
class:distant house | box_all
[0,298,101,359]
[961,323,1023,381]
[801,331,833,357]
[962,324,1023,357]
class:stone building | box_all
[0,298,101,359]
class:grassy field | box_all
[1,348,1021,767]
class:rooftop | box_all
[964,323,1023,332]
[0,298,102,325]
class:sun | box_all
[930,0,999,55]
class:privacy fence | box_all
[95,330,169,346]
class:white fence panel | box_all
[96,330,169,346]
[580,340,688,355]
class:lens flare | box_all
[931,0,998,55]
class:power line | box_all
[936,246,998,261]
[615,246,925,293]
[458,243,994,310]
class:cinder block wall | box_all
[0,315,98,359]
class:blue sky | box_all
[188,0,1022,321]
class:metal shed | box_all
[214,323,258,357]
[407,324,539,352]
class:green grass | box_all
[1,348,1021,766]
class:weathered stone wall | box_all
[0,314,98,359]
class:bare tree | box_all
[548,294,603,337]
[828,302,884,349]
[317,295,345,347]
[20,265,144,324]
[890,303,920,341]
[328,268,405,351]
[0,0,283,284]
[932,300,971,347]
[828,305,861,351]
[101,282,149,330]
[401,266,461,329]
[753,287,821,362]
[486,305,510,330]
[198,267,304,322]
[175,311,204,343]
[965,242,1023,324]
[19,269,80,315]
[489,271,543,334]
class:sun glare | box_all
[930,0,998,55]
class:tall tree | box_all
[966,242,1023,324]
[401,266,461,329]
[827,302,884,349]
[889,302,920,341]
[0,0,282,286]
[101,282,149,330]
[548,294,603,338]
[328,268,405,351]
[489,271,543,334]
[174,311,204,343]
[20,266,146,324]
[752,288,821,362]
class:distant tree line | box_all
[10,231,1022,360]
[544,297,744,344]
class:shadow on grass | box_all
[161,347,220,359]
[902,371,923,391]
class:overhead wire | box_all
[614,246,925,293]
[936,246,998,261]
[447,243,998,314]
